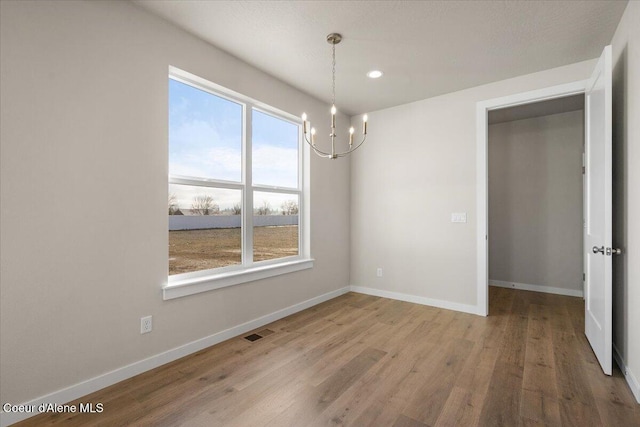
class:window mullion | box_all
[169,176,243,190]
[298,124,305,258]
[243,105,254,266]
[251,185,301,195]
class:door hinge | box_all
[582,166,585,175]
[583,273,585,281]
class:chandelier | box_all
[302,33,368,159]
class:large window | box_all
[166,67,310,299]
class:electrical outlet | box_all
[140,316,152,334]
[376,268,383,278]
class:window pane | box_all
[169,79,242,182]
[252,109,298,188]
[253,191,299,262]
[169,184,242,275]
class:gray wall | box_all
[0,0,350,406]
[350,59,596,310]
[488,110,584,292]
[611,0,640,400]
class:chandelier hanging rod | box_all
[301,33,369,159]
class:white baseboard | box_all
[489,279,584,298]
[349,285,483,316]
[613,343,640,403]
[0,286,350,427]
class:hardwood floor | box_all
[15,288,639,426]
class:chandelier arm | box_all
[333,135,368,158]
[303,130,367,159]
[303,132,334,158]
[312,148,334,159]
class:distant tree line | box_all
[168,194,182,215]
[280,200,299,215]
[190,195,219,215]
[255,200,299,216]
[169,194,298,216]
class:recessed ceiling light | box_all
[367,70,383,79]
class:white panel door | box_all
[584,45,613,376]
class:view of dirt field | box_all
[169,225,298,275]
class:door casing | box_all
[475,80,587,316]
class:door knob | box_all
[593,246,622,255]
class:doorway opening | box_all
[475,80,587,317]
[487,94,585,308]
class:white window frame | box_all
[164,67,312,300]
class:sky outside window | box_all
[252,109,298,188]
[169,78,242,182]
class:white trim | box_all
[349,286,483,316]
[489,280,583,298]
[243,105,254,265]
[613,344,640,403]
[0,286,350,427]
[169,176,244,190]
[476,104,489,316]
[164,258,314,300]
[476,80,588,317]
[252,185,300,194]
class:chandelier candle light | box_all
[302,33,368,159]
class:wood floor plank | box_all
[14,290,640,427]
[403,338,475,425]
[498,294,530,368]
[520,303,561,424]
[434,386,478,427]
[552,330,605,425]
[477,362,524,426]
[309,352,403,426]
[264,347,386,427]
[348,314,470,426]
[199,321,383,425]
[488,285,516,316]
[435,319,506,427]
[312,315,443,426]
[305,321,389,387]
[316,347,387,409]
[345,293,381,309]
[372,298,416,326]
[520,389,561,426]
[392,414,428,427]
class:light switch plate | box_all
[451,213,467,223]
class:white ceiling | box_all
[133,0,627,116]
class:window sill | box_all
[163,258,314,300]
